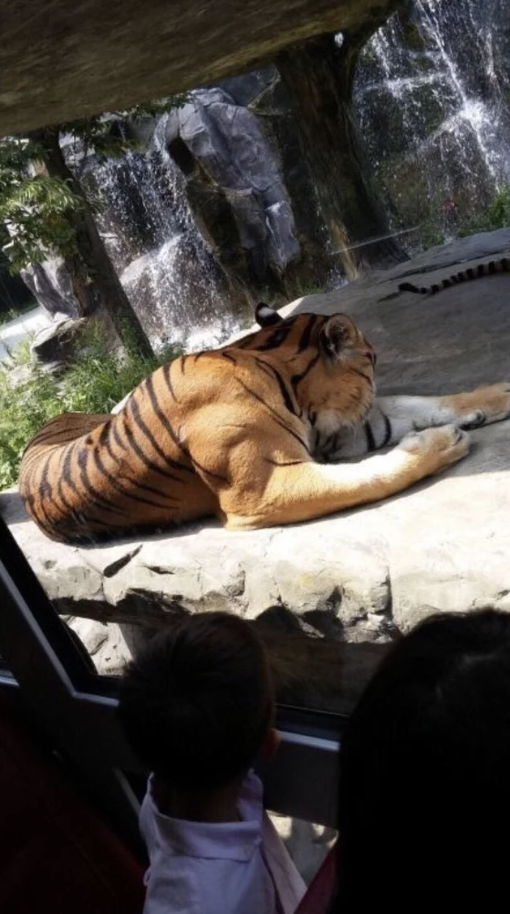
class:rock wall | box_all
[354,0,510,247]
[21,83,336,349]
[0,0,404,136]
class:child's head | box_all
[334,608,510,910]
[117,611,275,790]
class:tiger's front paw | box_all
[455,383,510,429]
[398,424,471,480]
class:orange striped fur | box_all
[19,305,510,544]
[19,311,376,542]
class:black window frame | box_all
[0,515,343,841]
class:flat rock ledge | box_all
[4,229,510,710]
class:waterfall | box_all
[83,113,243,352]
[354,0,510,246]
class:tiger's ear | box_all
[320,315,350,359]
[256,302,282,328]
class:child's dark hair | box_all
[117,611,275,790]
[332,608,510,911]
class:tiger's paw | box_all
[452,383,510,429]
[398,424,471,479]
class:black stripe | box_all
[364,422,376,452]
[269,411,310,454]
[98,422,111,447]
[127,396,184,481]
[264,458,304,467]
[351,368,372,384]
[253,359,276,382]
[291,352,320,391]
[190,456,228,483]
[57,474,76,516]
[456,272,466,282]
[39,453,54,499]
[103,432,181,504]
[122,418,182,483]
[297,315,317,352]
[111,421,133,459]
[180,357,187,375]
[442,279,451,288]
[33,499,57,537]
[254,358,299,417]
[223,352,237,364]
[477,263,485,276]
[254,325,292,352]
[488,260,497,274]
[62,442,82,497]
[113,414,181,482]
[381,414,392,448]
[162,363,178,401]
[76,448,130,518]
[467,268,475,279]
[92,445,179,509]
[431,284,440,293]
[144,375,193,470]
[59,443,113,532]
[236,379,310,453]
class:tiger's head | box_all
[253,302,376,431]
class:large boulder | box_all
[4,229,510,709]
[20,258,80,319]
[30,317,86,365]
[0,0,403,136]
[163,88,302,298]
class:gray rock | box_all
[30,317,86,365]
[21,258,79,319]
[167,88,302,288]
[5,230,510,708]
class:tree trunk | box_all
[276,31,407,278]
[28,128,154,359]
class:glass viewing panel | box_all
[1,0,508,723]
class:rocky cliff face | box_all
[18,1,510,344]
[354,0,510,247]
[22,80,336,349]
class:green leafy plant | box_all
[0,325,182,490]
[0,95,189,360]
[459,186,510,237]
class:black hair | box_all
[117,611,274,790]
[331,609,510,911]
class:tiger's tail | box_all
[399,256,510,296]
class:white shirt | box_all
[139,771,306,914]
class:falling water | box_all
[354,0,510,246]
[83,113,243,351]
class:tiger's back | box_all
[19,310,377,542]
[18,357,220,542]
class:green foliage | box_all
[0,175,82,272]
[0,324,181,489]
[0,95,189,272]
[459,186,510,237]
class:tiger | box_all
[18,303,510,544]
[399,256,510,295]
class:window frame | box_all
[0,515,342,839]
